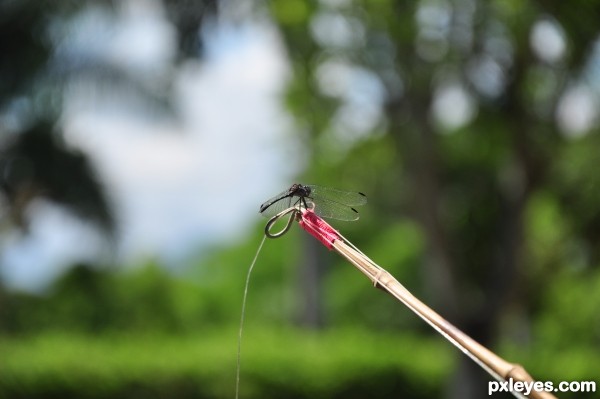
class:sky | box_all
[0,1,301,291]
[1,0,597,292]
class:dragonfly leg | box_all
[301,197,312,212]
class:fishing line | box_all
[235,234,267,399]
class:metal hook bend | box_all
[265,207,300,238]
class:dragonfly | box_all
[259,183,367,221]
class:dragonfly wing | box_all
[307,185,367,206]
[307,197,360,221]
[259,189,291,213]
[259,194,300,218]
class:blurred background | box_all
[1,0,599,398]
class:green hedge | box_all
[0,328,451,399]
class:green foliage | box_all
[2,262,217,334]
[534,269,600,351]
[326,221,427,328]
[524,192,571,276]
[0,225,305,334]
[0,328,452,399]
[270,0,312,27]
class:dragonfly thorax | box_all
[290,183,311,198]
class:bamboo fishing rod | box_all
[265,207,558,399]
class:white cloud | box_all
[1,200,107,291]
[2,15,299,290]
[63,22,297,262]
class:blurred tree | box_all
[267,0,600,397]
[0,121,114,231]
[0,0,217,267]
[0,262,195,333]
